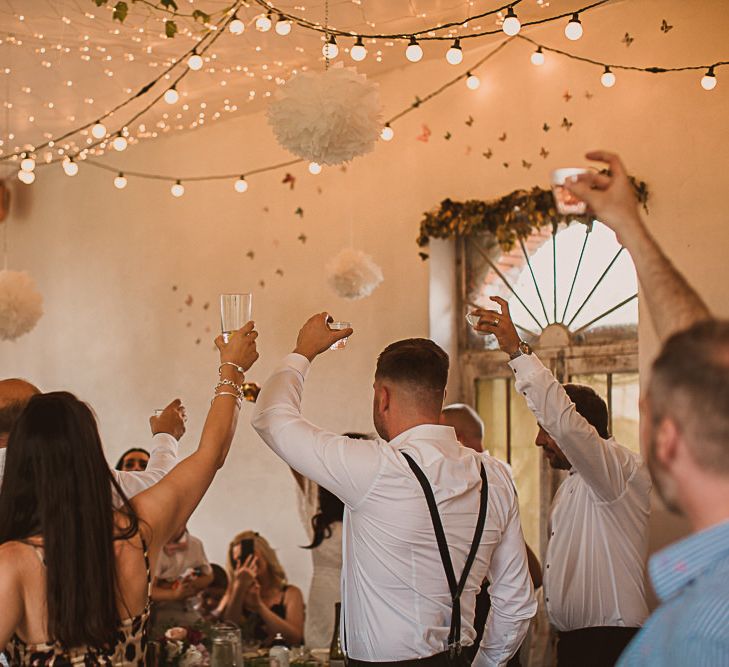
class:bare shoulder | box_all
[284,584,304,602]
[0,540,29,564]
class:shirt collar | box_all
[388,424,459,449]
[649,518,729,602]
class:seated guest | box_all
[471,295,651,667]
[221,531,304,646]
[252,322,536,663]
[292,432,371,648]
[198,564,229,621]
[150,526,213,636]
[0,324,258,663]
[116,448,151,472]
[563,151,727,666]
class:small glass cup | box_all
[465,312,481,328]
[220,293,253,343]
[329,321,351,350]
[550,168,591,215]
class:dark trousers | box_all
[346,651,461,667]
[557,627,640,667]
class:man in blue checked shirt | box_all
[567,151,729,666]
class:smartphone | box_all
[235,538,255,568]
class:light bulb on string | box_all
[446,39,463,65]
[91,122,107,139]
[308,162,322,175]
[255,13,272,32]
[164,86,179,104]
[187,51,203,71]
[113,134,128,151]
[381,124,394,141]
[322,36,338,59]
[405,37,423,63]
[531,47,545,66]
[114,172,127,189]
[351,36,367,61]
[171,180,185,197]
[62,157,79,176]
[275,15,291,36]
[466,72,480,90]
[20,153,35,171]
[235,176,249,193]
[701,66,717,90]
[229,16,245,35]
[18,169,35,184]
[502,7,521,36]
[601,66,616,88]
[565,13,583,40]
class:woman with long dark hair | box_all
[115,447,151,472]
[0,324,258,664]
[293,432,370,648]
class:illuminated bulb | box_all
[701,67,717,90]
[255,13,272,32]
[18,169,35,184]
[405,37,423,63]
[275,15,291,36]
[234,176,249,193]
[565,14,583,40]
[502,7,521,36]
[350,36,367,61]
[446,39,463,65]
[308,162,322,175]
[466,72,480,90]
[381,124,394,141]
[322,36,338,59]
[531,47,545,66]
[601,66,616,88]
[171,180,185,197]
[164,86,179,104]
[20,154,35,171]
[113,134,128,151]
[187,52,203,71]
[91,122,107,139]
[63,158,79,176]
[114,172,127,189]
[229,17,245,35]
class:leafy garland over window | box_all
[416,177,649,258]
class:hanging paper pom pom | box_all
[0,270,44,341]
[326,248,384,300]
[267,64,383,166]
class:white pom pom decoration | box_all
[267,64,382,166]
[326,248,384,300]
[0,270,44,341]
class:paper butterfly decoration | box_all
[622,32,634,46]
[563,90,572,102]
[522,159,532,169]
[543,122,550,132]
[561,117,573,131]
[282,173,296,190]
[660,19,673,33]
[465,116,474,126]
[444,131,452,140]
[498,132,507,142]
[417,124,432,142]
[540,147,550,158]
[482,148,493,159]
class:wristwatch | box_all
[509,340,533,360]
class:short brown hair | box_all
[649,319,729,475]
[563,384,610,439]
[375,338,449,401]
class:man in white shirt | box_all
[252,315,536,666]
[0,377,183,501]
[470,300,651,667]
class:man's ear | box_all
[654,416,681,468]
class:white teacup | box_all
[551,167,591,215]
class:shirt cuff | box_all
[508,352,544,377]
[151,432,180,452]
[283,352,312,379]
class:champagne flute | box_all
[220,293,253,343]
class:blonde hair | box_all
[226,531,287,590]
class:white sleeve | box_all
[477,466,537,666]
[111,432,179,501]
[509,353,633,503]
[251,353,383,509]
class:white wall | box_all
[1,0,728,594]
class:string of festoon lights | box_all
[15,28,727,196]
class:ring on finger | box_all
[493,318,500,326]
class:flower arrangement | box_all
[160,626,210,667]
[416,178,649,257]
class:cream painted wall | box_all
[1,0,728,603]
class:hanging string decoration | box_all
[326,247,384,300]
[267,64,383,166]
[0,270,44,341]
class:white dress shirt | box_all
[111,433,179,504]
[252,353,537,665]
[509,353,651,632]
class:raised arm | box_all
[132,323,259,557]
[566,150,710,341]
[251,313,382,508]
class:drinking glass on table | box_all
[329,321,351,350]
[212,623,242,666]
[551,168,592,215]
[220,293,253,343]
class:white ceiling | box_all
[0,0,586,162]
